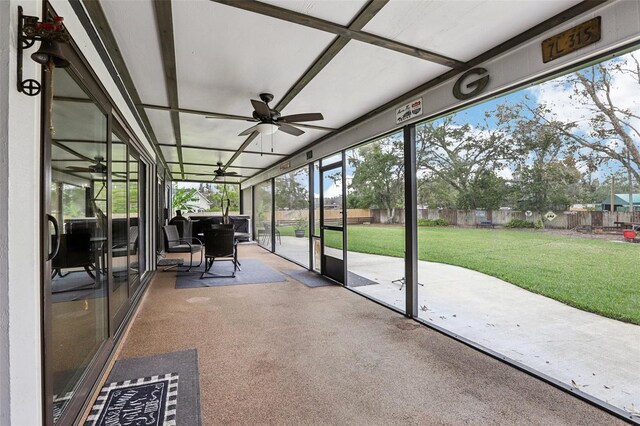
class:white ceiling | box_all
[90,0,596,183]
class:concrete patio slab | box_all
[269,235,639,415]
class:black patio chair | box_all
[52,232,95,280]
[112,225,138,258]
[162,225,203,271]
[200,228,237,279]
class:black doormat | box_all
[282,269,337,287]
[157,258,184,266]
[86,349,200,426]
[347,271,379,287]
[175,259,287,288]
[282,269,379,288]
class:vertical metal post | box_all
[308,163,314,270]
[342,152,348,285]
[271,178,275,252]
[627,149,633,213]
[610,176,615,213]
[404,124,418,317]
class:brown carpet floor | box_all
[118,245,624,425]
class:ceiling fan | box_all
[193,161,247,181]
[66,155,107,174]
[235,93,324,137]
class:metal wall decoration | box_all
[16,6,70,96]
[452,67,490,100]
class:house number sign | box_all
[541,17,601,63]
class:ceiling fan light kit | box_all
[256,122,278,135]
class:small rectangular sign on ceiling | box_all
[396,97,423,124]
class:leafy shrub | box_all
[418,218,449,227]
[504,219,535,228]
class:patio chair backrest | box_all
[203,228,235,257]
[163,225,181,248]
[210,224,233,230]
[129,226,139,249]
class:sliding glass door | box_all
[46,68,110,424]
[42,43,151,424]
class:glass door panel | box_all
[321,164,344,283]
[128,153,140,292]
[47,68,109,422]
[111,135,129,323]
[255,181,273,250]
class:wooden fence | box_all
[270,208,639,230]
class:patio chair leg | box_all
[84,265,96,279]
[200,257,236,279]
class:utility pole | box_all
[611,175,615,213]
[627,149,634,213]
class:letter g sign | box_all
[453,68,490,100]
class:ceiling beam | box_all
[222,0,392,171]
[274,0,389,111]
[81,0,169,169]
[159,144,286,157]
[282,0,610,163]
[153,0,185,179]
[212,0,464,69]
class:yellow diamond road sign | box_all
[544,211,557,221]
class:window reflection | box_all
[49,69,108,422]
[111,135,128,317]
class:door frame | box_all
[319,154,347,284]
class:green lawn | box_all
[317,225,639,325]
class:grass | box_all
[316,225,640,325]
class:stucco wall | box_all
[0,0,10,422]
[1,1,45,425]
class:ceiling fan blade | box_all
[239,124,259,136]
[279,112,324,123]
[222,171,238,176]
[251,99,271,119]
[278,123,305,136]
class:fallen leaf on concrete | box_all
[516,324,520,327]
[452,314,457,317]
[604,385,611,389]
[571,380,578,387]
[420,305,428,311]
[439,316,446,320]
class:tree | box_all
[417,175,457,209]
[172,186,199,212]
[527,53,640,182]
[210,184,240,214]
[416,115,515,209]
[496,104,582,213]
[347,136,404,223]
[455,171,512,210]
[275,170,309,210]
